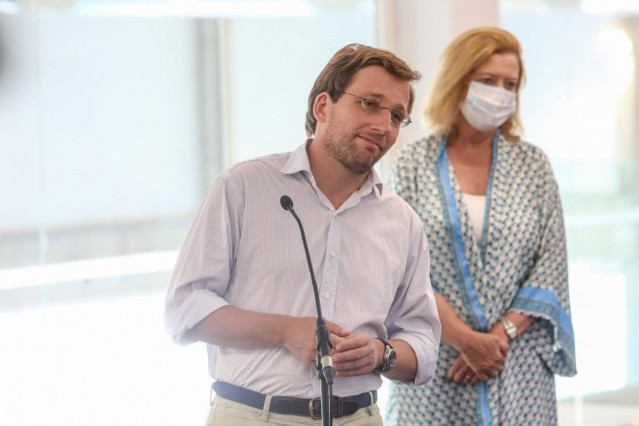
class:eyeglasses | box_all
[343,92,411,128]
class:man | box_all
[164,43,441,425]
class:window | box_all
[501,1,639,424]
[0,1,376,424]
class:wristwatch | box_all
[499,316,518,341]
[375,338,397,373]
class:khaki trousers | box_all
[207,396,384,425]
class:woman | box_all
[386,27,576,425]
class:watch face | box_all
[376,339,397,373]
[388,351,397,369]
[382,346,397,372]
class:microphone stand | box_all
[281,196,333,426]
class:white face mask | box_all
[459,81,517,132]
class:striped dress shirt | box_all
[164,141,440,399]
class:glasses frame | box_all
[342,92,411,128]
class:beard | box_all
[322,118,387,175]
[324,137,379,175]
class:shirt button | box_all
[324,292,331,300]
[330,252,336,258]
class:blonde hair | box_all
[424,27,526,142]
[305,44,421,137]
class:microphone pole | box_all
[280,195,333,426]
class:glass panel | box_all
[501,2,639,424]
[0,1,376,425]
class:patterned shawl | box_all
[385,133,576,425]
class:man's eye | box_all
[391,111,403,122]
[363,100,377,108]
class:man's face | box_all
[317,66,411,175]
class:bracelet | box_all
[499,316,518,340]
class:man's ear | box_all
[313,92,331,124]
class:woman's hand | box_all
[447,355,481,385]
[454,330,509,381]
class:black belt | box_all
[212,381,377,419]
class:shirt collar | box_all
[281,140,384,197]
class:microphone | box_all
[280,195,334,386]
[280,195,294,211]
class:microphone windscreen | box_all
[280,195,294,211]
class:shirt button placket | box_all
[320,214,340,319]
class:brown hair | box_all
[305,43,421,137]
[424,27,526,142]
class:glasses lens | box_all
[390,112,401,127]
[390,111,410,128]
[360,98,382,114]
[346,93,411,128]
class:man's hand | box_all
[282,317,350,367]
[330,333,383,377]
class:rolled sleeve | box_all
[164,173,241,344]
[165,287,230,344]
[387,213,441,386]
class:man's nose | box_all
[371,109,393,134]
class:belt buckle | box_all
[309,399,321,419]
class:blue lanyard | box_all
[437,131,499,332]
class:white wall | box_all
[375,0,499,178]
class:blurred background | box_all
[0,0,637,424]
